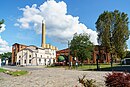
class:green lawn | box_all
[5,70,28,76]
[78,63,120,70]
[0,68,7,72]
[0,68,28,76]
[47,63,120,70]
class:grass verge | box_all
[47,63,120,71]
[0,68,7,72]
[78,63,120,70]
[0,68,28,76]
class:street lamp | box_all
[68,40,72,69]
[97,38,101,71]
[110,33,113,67]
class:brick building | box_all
[56,45,111,64]
[11,43,27,65]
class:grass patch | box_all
[4,70,28,76]
[76,63,120,70]
[0,68,7,72]
[0,68,28,76]
[46,63,120,71]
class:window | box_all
[29,59,31,63]
[41,55,42,58]
[13,46,16,50]
[24,60,26,64]
[45,59,46,65]
[19,56,21,58]
[19,60,20,65]
[29,55,31,58]
[39,59,41,63]
[49,59,51,65]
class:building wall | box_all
[56,46,111,64]
[12,43,27,65]
[17,48,56,66]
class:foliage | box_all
[78,74,97,87]
[125,51,130,58]
[104,72,130,87]
[0,52,12,59]
[0,52,12,63]
[58,56,65,62]
[0,19,4,28]
[95,10,130,59]
[70,33,94,63]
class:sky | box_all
[0,0,130,53]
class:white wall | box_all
[17,47,56,66]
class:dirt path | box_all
[0,68,107,87]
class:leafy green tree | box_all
[70,33,94,64]
[125,51,130,58]
[0,52,12,63]
[0,19,4,28]
[96,10,130,65]
[112,10,129,59]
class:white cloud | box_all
[0,24,6,33]
[0,24,11,53]
[127,49,130,51]
[15,0,98,45]
[14,23,20,27]
[0,36,11,54]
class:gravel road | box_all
[0,67,108,87]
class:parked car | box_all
[121,58,130,65]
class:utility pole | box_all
[110,33,113,67]
[68,40,72,69]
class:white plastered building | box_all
[16,46,56,66]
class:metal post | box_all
[110,33,113,68]
[68,40,72,69]
[97,45,100,71]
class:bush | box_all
[78,75,97,87]
[104,72,130,87]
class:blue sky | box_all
[0,0,130,53]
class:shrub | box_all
[104,72,130,87]
[78,75,97,87]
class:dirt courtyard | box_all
[0,67,107,87]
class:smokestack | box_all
[41,20,46,48]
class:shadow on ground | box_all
[83,65,130,72]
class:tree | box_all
[70,33,94,64]
[125,51,130,58]
[96,10,130,65]
[0,19,4,28]
[0,52,12,63]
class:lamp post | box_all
[96,45,101,71]
[68,40,72,69]
[110,33,113,67]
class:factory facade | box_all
[11,21,58,66]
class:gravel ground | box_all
[0,68,108,87]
